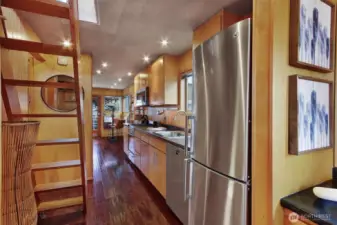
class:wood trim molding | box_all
[252,0,273,224]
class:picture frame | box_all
[289,0,336,73]
[288,75,333,155]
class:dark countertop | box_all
[129,124,189,149]
[281,180,337,225]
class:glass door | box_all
[92,96,101,137]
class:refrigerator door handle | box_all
[184,158,191,201]
[185,115,195,157]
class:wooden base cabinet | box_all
[123,127,128,155]
[148,146,166,197]
[139,141,150,178]
[127,133,167,198]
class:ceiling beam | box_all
[0,38,75,56]
[2,0,70,19]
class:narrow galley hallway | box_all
[38,138,181,225]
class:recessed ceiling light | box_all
[143,55,150,63]
[127,72,132,76]
[62,39,72,48]
[161,38,169,47]
[102,62,108,68]
[96,69,102,74]
[118,78,122,82]
[114,83,117,86]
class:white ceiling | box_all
[19,0,251,89]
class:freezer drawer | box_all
[188,161,248,225]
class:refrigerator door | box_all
[192,19,251,182]
[188,161,247,225]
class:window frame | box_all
[180,72,193,112]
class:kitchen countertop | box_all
[130,124,190,149]
[281,180,337,225]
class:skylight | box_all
[78,0,98,24]
[57,0,98,24]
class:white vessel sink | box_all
[313,187,337,202]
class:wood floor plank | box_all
[38,138,182,225]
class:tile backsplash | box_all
[146,107,185,128]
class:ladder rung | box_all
[36,138,80,146]
[12,114,77,118]
[37,197,83,212]
[34,179,82,192]
[0,38,74,56]
[32,160,81,170]
[2,0,70,19]
[3,79,75,88]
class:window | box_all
[103,96,121,129]
[180,72,193,112]
[123,96,130,113]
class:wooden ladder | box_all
[0,0,88,213]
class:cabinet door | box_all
[150,57,165,105]
[139,141,150,178]
[128,136,135,152]
[149,146,166,198]
[128,150,141,169]
[123,127,128,155]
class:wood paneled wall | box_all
[178,49,192,74]
[30,54,93,182]
[270,0,336,224]
[92,87,123,96]
[0,8,94,182]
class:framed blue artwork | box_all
[290,0,335,73]
[289,75,333,155]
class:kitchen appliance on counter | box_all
[135,87,149,106]
[167,143,188,225]
[186,18,251,225]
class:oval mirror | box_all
[41,75,84,112]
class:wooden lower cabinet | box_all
[123,127,128,155]
[148,146,166,197]
[128,135,166,198]
[139,141,150,178]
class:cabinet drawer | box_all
[141,133,149,143]
[149,136,166,154]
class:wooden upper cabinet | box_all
[149,55,179,106]
[192,9,243,48]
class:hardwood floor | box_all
[38,137,182,225]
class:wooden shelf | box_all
[3,79,76,88]
[12,114,77,118]
[0,38,74,56]
[36,138,80,146]
[32,160,81,170]
[2,0,70,19]
[37,197,83,212]
[34,179,82,192]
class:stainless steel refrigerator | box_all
[186,18,251,225]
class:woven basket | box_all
[2,121,40,225]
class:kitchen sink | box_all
[154,131,186,138]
